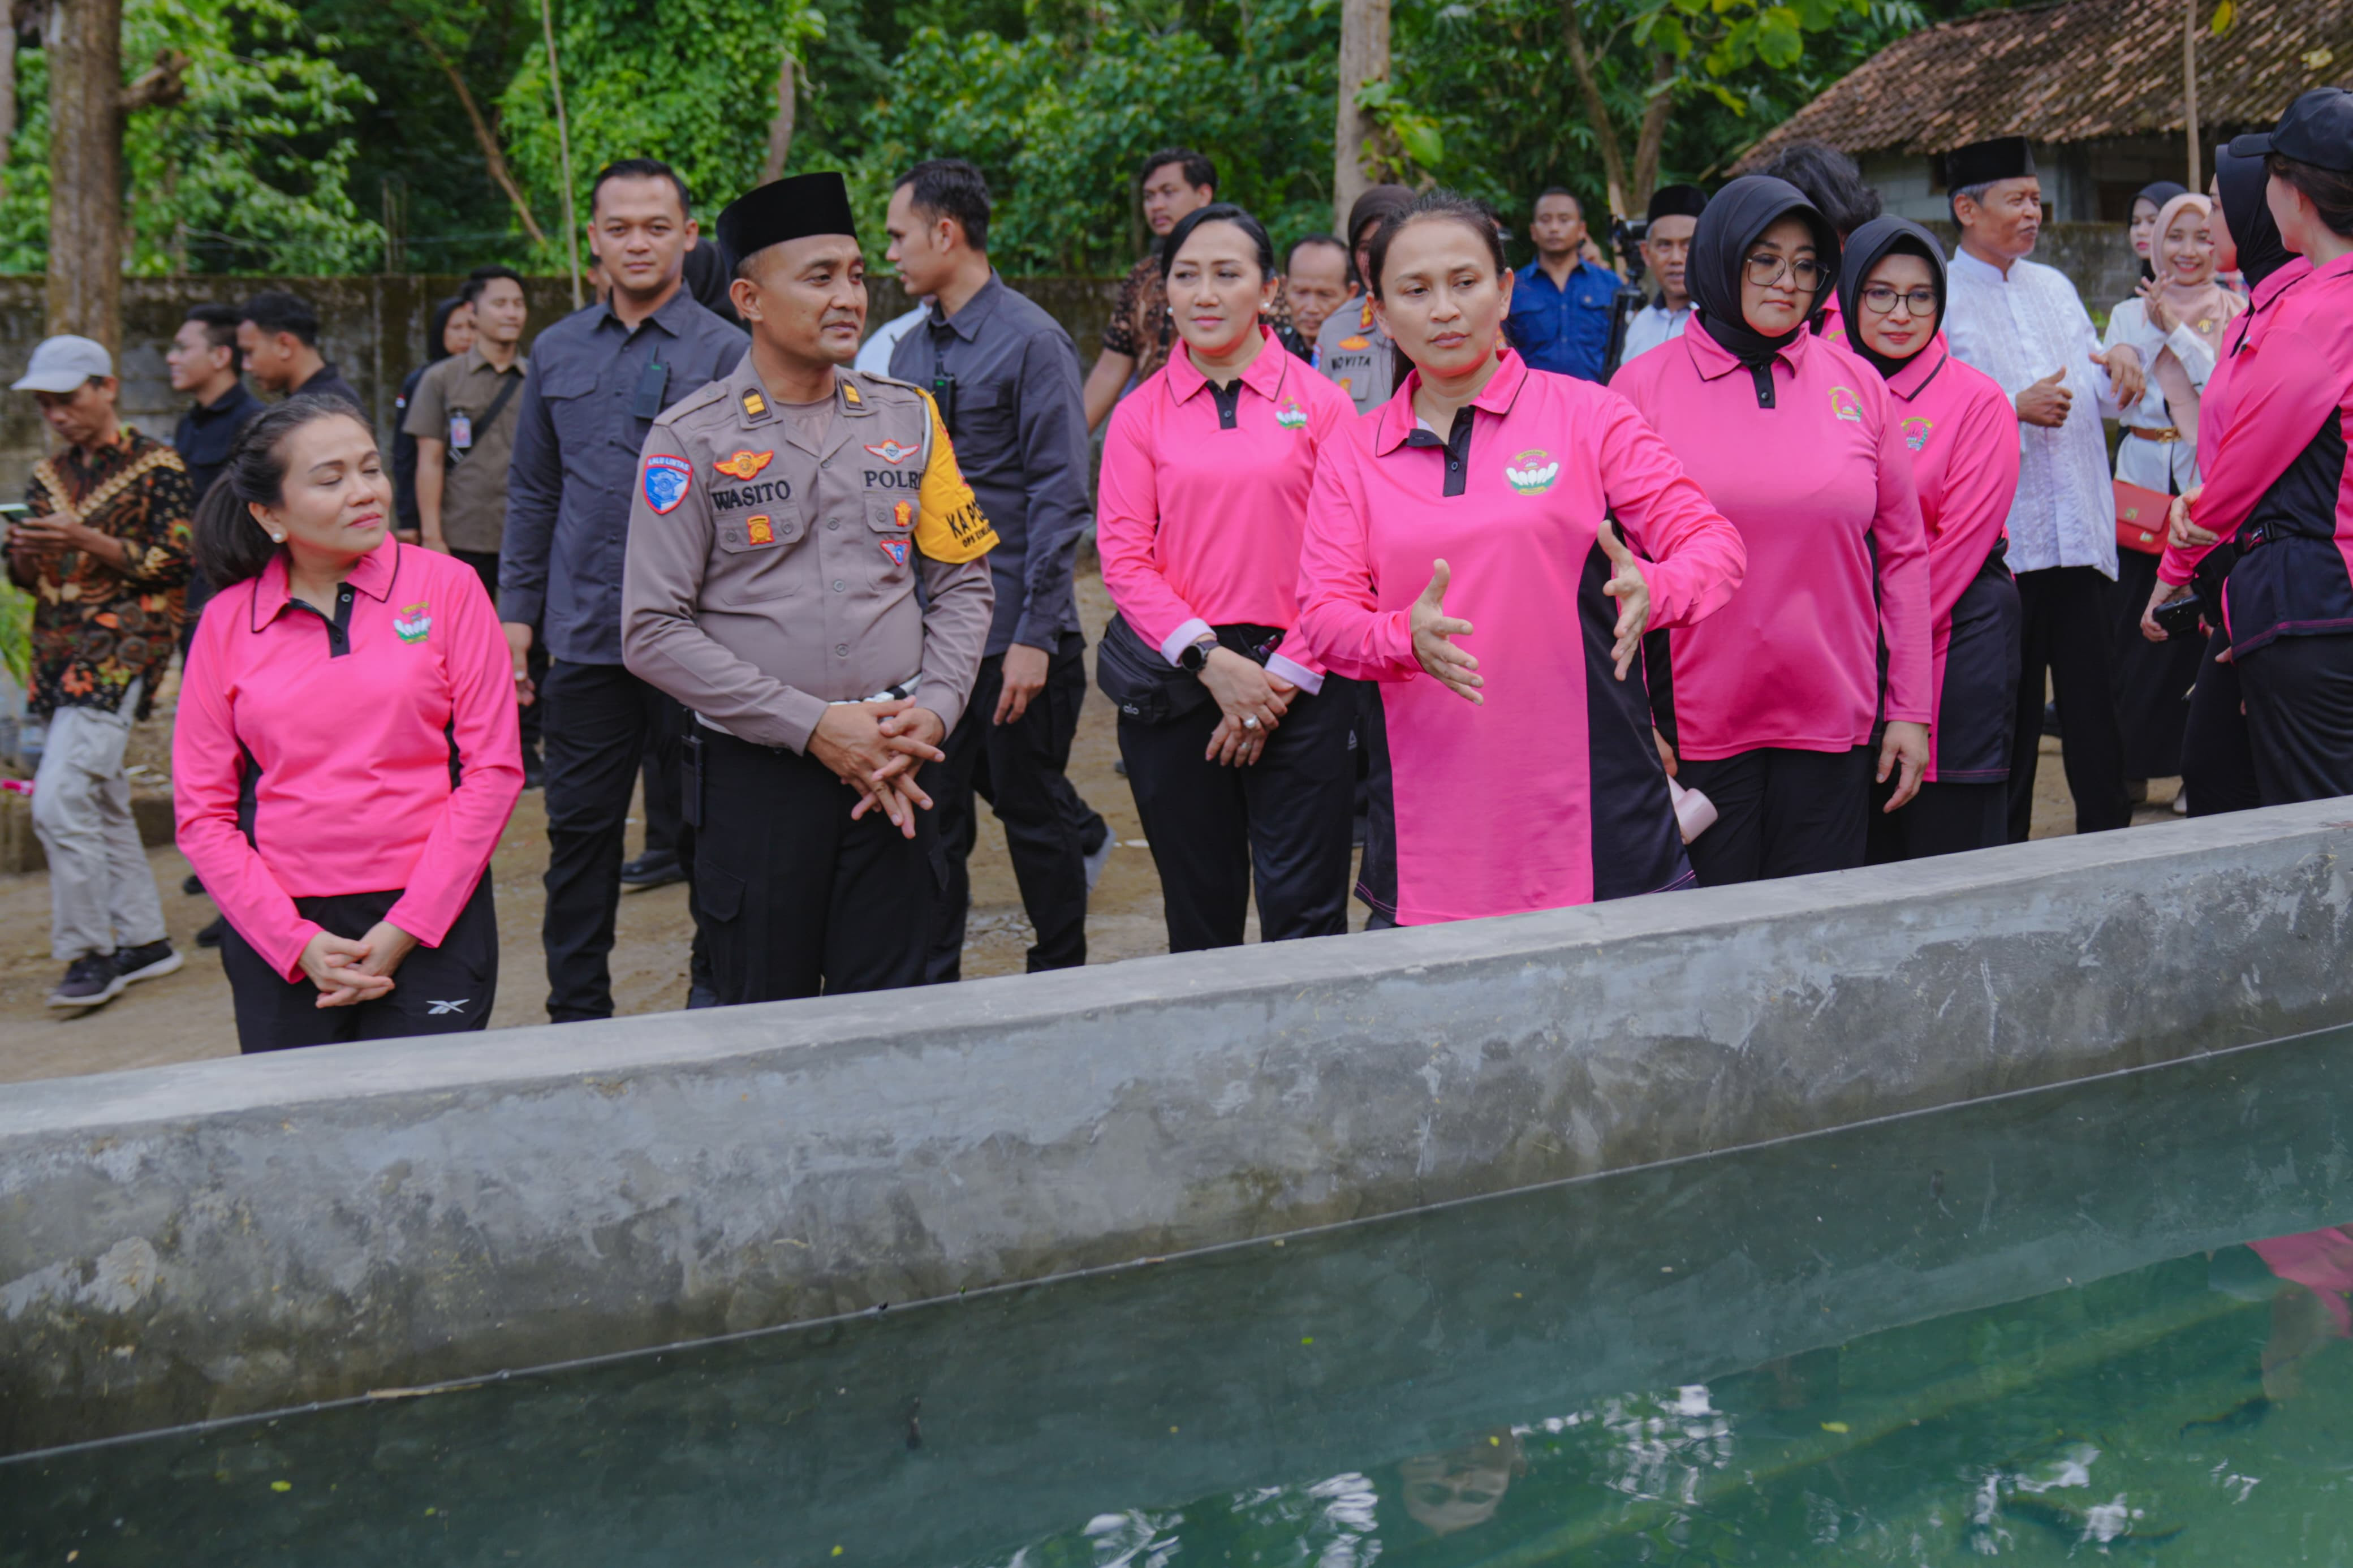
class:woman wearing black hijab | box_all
[1614,177,1933,885]
[2137,143,2299,817]
[1839,217,2025,859]
[391,295,472,542]
[2129,179,2190,282]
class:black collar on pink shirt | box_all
[1403,404,1476,497]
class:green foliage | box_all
[845,3,1336,273]
[0,0,378,273]
[496,0,829,270]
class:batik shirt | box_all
[11,427,193,720]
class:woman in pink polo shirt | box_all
[176,399,522,1051]
[1098,203,1360,950]
[1295,189,1745,927]
[1612,176,1933,885]
[1836,216,2024,859]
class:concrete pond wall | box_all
[5,798,2352,1453]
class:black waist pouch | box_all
[1096,617,1283,726]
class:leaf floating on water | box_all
[270,1480,292,1493]
[1820,1421,1849,1434]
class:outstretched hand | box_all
[1410,559,1483,704]
[1597,521,1651,681]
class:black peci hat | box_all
[718,171,860,264]
[1944,136,2036,191]
[1645,183,1709,223]
[2229,88,2353,174]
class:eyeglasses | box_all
[1860,284,1939,317]
[1744,253,1828,292]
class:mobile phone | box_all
[2153,595,2205,639]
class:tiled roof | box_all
[1734,0,2353,169]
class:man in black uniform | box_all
[500,158,747,1022]
[884,158,1108,980]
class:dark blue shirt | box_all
[499,287,745,665]
[888,274,1092,656]
[1506,257,1619,383]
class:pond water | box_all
[6,1028,2352,1566]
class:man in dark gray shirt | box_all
[501,158,746,1022]
[884,158,1107,980]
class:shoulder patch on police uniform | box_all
[742,388,767,417]
[643,454,693,515]
[841,382,863,406]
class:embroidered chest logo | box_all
[1901,416,1935,451]
[714,449,774,480]
[1338,335,1371,352]
[746,515,777,546]
[643,454,693,515]
[880,538,910,567]
[1274,399,1308,430]
[864,438,920,465]
[893,499,913,530]
[393,601,432,643]
[1503,449,1560,496]
[1829,385,1865,423]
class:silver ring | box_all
[1242,715,1261,730]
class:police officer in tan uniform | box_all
[622,172,998,1002]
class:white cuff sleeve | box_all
[1160,618,1215,668]
[1264,652,1325,695]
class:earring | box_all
[269,532,286,543]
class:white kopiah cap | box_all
[12,334,113,394]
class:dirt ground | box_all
[0,561,2178,1085]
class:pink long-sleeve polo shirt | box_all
[2157,256,2353,661]
[1097,329,1356,690]
[175,539,523,980]
[1612,322,1933,760]
[1296,348,1745,925]
[1884,335,2023,782]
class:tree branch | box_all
[1561,0,1630,219]
[404,16,548,247]
[1630,54,1675,210]
[760,48,796,184]
[117,48,187,114]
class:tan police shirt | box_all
[621,354,998,755]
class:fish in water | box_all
[2179,1394,2270,1437]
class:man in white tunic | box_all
[1941,135,2147,842]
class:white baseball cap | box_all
[12,335,113,394]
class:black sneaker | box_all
[181,873,205,896]
[114,938,184,985]
[47,954,125,1010]
[196,916,227,949]
[523,751,547,791]
[619,851,684,889]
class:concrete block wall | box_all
[5,798,2352,1452]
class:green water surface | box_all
[7,1029,2353,1566]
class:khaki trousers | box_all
[31,680,166,962]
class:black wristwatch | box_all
[1178,635,1217,673]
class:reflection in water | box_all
[1398,1429,1522,1535]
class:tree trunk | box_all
[2182,0,2200,190]
[1333,0,1388,232]
[46,0,123,347]
[0,10,18,201]
[407,19,548,247]
[760,49,795,184]
[1628,54,1675,216]
[1561,0,1630,221]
